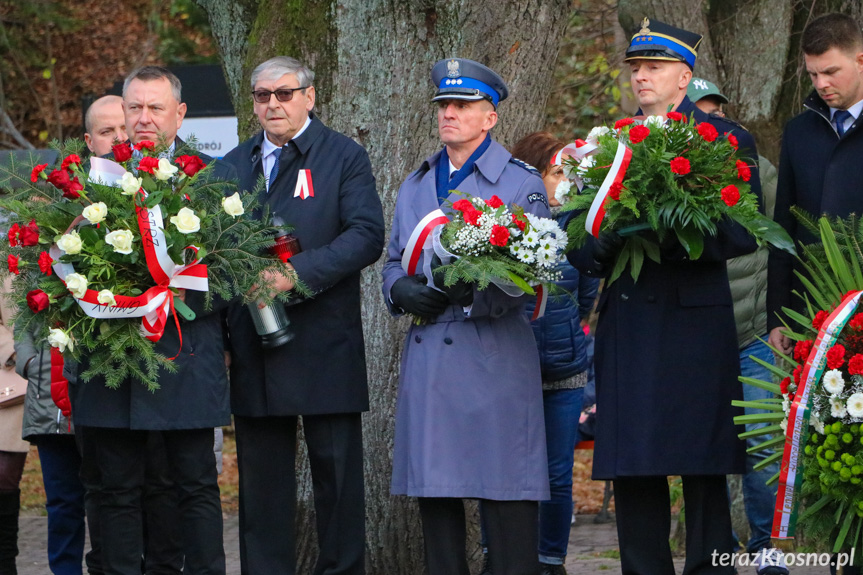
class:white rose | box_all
[221,192,244,217]
[170,207,201,234]
[56,230,83,255]
[97,289,117,306]
[65,273,88,298]
[120,172,143,195]
[47,328,73,353]
[105,229,134,255]
[153,158,179,181]
[82,202,108,225]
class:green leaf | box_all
[675,226,703,259]
[505,271,535,295]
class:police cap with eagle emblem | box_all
[625,18,703,69]
[431,58,509,108]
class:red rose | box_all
[669,157,691,175]
[850,354,863,376]
[63,177,83,200]
[614,118,635,130]
[736,160,752,182]
[794,339,814,362]
[697,122,718,142]
[112,142,133,163]
[134,140,156,152]
[7,224,19,247]
[137,156,160,175]
[793,364,803,384]
[720,185,740,206]
[780,376,791,396]
[47,169,71,190]
[667,111,683,122]
[38,251,53,275]
[511,213,527,231]
[452,199,473,212]
[726,133,739,149]
[812,310,830,330]
[609,181,624,201]
[7,255,18,275]
[827,344,846,369]
[628,125,650,144]
[30,163,48,182]
[489,224,510,247]
[19,220,39,247]
[463,208,482,226]
[26,289,49,313]
[174,155,206,177]
[485,195,504,209]
[60,154,81,171]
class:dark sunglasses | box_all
[251,87,309,104]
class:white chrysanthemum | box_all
[643,115,666,129]
[782,398,790,413]
[780,418,788,432]
[577,155,595,173]
[517,249,536,264]
[554,181,572,206]
[521,230,540,248]
[823,369,845,395]
[586,126,611,145]
[847,393,863,418]
[831,396,848,418]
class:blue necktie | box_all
[834,110,852,137]
[268,147,282,191]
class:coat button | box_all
[444,337,453,345]
[620,293,629,301]
[415,335,422,343]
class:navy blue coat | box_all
[767,90,863,329]
[568,98,757,478]
[222,114,385,416]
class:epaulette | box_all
[509,157,541,177]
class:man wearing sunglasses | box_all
[222,56,385,574]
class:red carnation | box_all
[134,140,156,152]
[175,155,206,177]
[7,224,19,247]
[463,208,482,226]
[511,213,527,231]
[609,181,624,201]
[736,160,751,182]
[47,168,71,190]
[780,376,791,396]
[60,154,81,171]
[697,122,719,142]
[721,185,740,206]
[669,157,691,175]
[7,255,18,275]
[793,364,803,384]
[850,313,863,331]
[137,156,160,175]
[38,251,53,275]
[628,125,650,144]
[30,164,48,183]
[63,177,83,200]
[452,199,473,212]
[489,224,510,247]
[19,220,39,247]
[794,339,814,362]
[614,118,635,130]
[667,111,684,122]
[726,133,739,149]
[850,354,863,376]
[485,195,504,209]
[827,344,846,369]
[812,310,830,330]
[26,289,49,313]
[112,142,133,163]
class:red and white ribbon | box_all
[294,169,314,200]
[401,209,449,276]
[550,139,597,166]
[585,141,632,238]
[772,291,862,541]
[530,284,548,321]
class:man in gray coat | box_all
[381,58,550,575]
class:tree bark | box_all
[198,0,570,571]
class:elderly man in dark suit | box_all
[222,56,385,575]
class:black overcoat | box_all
[222,114,385,416]
[569,98,759,478]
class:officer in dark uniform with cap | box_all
[382,58,551,575]
[568,19,763,575]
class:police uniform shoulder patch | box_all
[508,157,541,177]
[527,191,549,208]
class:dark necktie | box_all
[834,110,852,137]
[268,147,282,191]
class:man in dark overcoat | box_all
[222,56,385,574]
[768,13,863,356]
[568,19,760,575]
[70,66,230,575]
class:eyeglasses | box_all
[251,87,309,104]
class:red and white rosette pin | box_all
[584,141,632,238]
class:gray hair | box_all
[123,66,182,102]
[250,57,315,89]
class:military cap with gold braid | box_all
[624,18,703,69]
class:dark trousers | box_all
[614,475,735,575]
[234,413,365,575]
[80,426,224,575]
[418,498,538,575]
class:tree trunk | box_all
[198,1,570,571]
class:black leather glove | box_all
[430,254,474,306]
[592,231,624,272]
[391,275,450,320]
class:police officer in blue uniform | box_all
[382,59,551,575]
